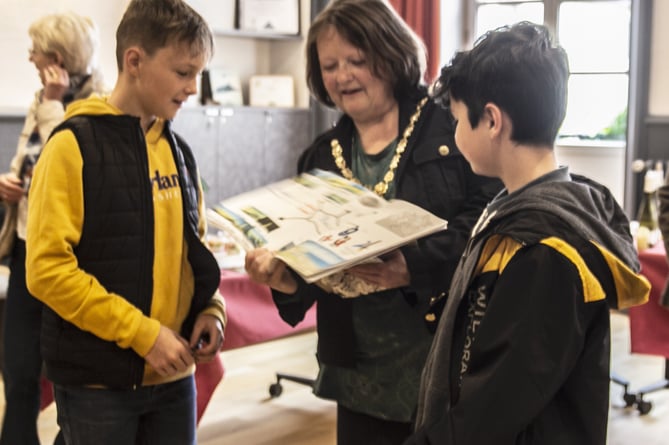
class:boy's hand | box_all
[145,326,195,376]
[189,314,224,363]
[41,64,69,102]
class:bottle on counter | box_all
[635,165,663,250]
[200,69,214,105]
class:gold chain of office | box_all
[330,97,428,197]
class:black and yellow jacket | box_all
[409,167,650,445]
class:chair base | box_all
[611,371,638,408]
[611,359,669,415]
[269,372,315,398]
[634,359,669,415]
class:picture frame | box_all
[185,0,236,33]
[238,0,300,35]
[249,75,295,108]
[209,68,243,106]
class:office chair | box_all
[270,370,649,410]
[633,358,669,415]
[610,371,638,409]
[269,372,315,398]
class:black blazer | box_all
[273,91,502,367]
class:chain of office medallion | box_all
[330,97,428,197]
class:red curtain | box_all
[388,0,441,82]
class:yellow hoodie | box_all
[26,95,226,385]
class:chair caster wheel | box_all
[637,399,652,415]
[269,382,283,398]
[623,393,637,407]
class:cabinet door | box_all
[0,117,23,171]
[217,108,266,200]
[172,107,220,207]
[263,109,312,183]
[173,106,314,205]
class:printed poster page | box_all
[206,169,448,282]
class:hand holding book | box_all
[245,248,298,295]
[207,169,448,286]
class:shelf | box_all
[0,107,28,118]
[181,105,311,116]
[214,29,302,41]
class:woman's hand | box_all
[245,248,298,294]
[346,249,410,289]
[41,64,69,102]
[0,173,25,204]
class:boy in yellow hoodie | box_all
[25,1,226,443]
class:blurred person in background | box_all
[0,11,105,445]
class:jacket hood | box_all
[64,94,123,120]
[482,168,649,309]
[63,95,167,142]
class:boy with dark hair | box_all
[406,22,650,444]
[25,1,226,443]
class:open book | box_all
[207,169,448,283]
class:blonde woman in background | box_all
[0,12,105,445]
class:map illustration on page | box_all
[206,169,448,283]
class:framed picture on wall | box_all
[209,68,243,106]
[185,0,236,32]
[249,75,295,108]
[238,0,300,35]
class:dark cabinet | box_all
[172,106,312,206]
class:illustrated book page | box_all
[206,169,448,283]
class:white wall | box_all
[0,0,126,114]
[556,144,626,205]
[648,0,669,116]
[439,0,463,67]
[0,0,311,114]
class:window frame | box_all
[462,0,650,215]
[465,0,632,144]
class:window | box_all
[461,0,632,143]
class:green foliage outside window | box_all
[597,108,627,140]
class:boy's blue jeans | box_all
[54,375,197,445]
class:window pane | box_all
[475,3,544,40]
[559,74,628,140]
[558,1,630,72]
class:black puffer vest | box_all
[40,115,220,388]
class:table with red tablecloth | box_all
[629,243,669,357]
[40,269,317,424]
[194,269,316,421]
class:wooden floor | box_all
[2,311,668,444]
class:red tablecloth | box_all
[40,269,317,424]
[194,270,316,420]
[629,243,669,357]
[218,270,317,350]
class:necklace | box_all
[331,97,428,197]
